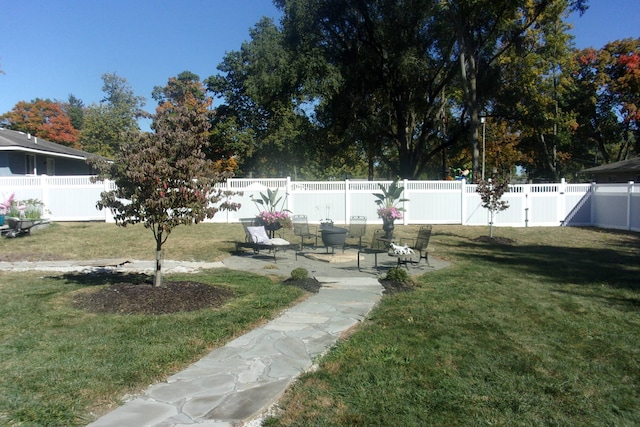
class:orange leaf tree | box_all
[0,99,79,147]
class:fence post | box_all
[524,184,530,228]
[40,175,50,216]
[558,178,566,225]
[344,179,351,225]
[627,181,634,231]
[590,182,597,227]
[402,179,409,225]
[460,179,467,225]
[103,179,114,223]
[285,176,293,217]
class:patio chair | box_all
[398,225,432,266]
[292,215,317,249]
[347,216,367,249]
[239,217,258,243]
[357,229,389,270]
[235,224,298,262]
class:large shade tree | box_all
[491,0,580,181]
[207,18,321,178]
[81,73,148,157]
[569,38,640,167]
[91,73,240,287]
[272,0,588,180]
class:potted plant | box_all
[373,179,408,239]
[251,188,292,237]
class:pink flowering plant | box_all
[256,210,292,228]
[251,188,293,229]
[377,206,403,221]
[0,192,47,219]
[373,179,408,222]
[0,193,14,216]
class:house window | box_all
[25,154,36,175]
[46,158,55,175]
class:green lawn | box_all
[0,223,638,426]
[265,226,640,426]
[0,266,305,425]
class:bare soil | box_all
[72,281,236,315]
[70,276,323,315]
[379,279,415,294]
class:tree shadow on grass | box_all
[54,271,153,287]
[444,238,640,291]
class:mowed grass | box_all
[0,221,247,261]
[0,222,306,426]
[1,223,639,426]
[265,226,640,426]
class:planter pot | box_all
[382,219,395,240]
[258,220,283,238]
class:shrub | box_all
[385,267,410,283]
[290,268,309,280]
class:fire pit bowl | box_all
[320,226,348,253]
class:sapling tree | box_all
[476,174,510,238]
[90,74,240,287]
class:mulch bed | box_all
[379,279,416,294]
[73,281,236,315]
[71,276,324,315]
[283,277,322,293]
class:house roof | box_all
[581,157,640,174]
[0,128,99,160]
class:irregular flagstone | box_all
[87,276,384,426]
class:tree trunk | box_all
[154,231,164,287]
[460,46,481,182]
[489,211,495,238]
[154,250,164,287]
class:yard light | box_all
[480,116,486,180]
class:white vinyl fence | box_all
[1,176,638,232]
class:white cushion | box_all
[247,226,270,243]
[266,237,290,246]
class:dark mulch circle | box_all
[73,281,235,315]
[283,277,322,293]
[379,279,415,294]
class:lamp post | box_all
[480,116,486,180]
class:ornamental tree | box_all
[476,174,510,238]
[90,73,240,287]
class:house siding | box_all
[0,152,93,176]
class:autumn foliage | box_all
[91,72,241,287]
[0,99,80,147]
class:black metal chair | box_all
[347,216,367,249]
[292,215,317,249]
[357,229,389,270]
[399,225,433,266]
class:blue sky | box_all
[0,0,638,119]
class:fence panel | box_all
[405,181,462,225]
[631,191,640,232]
[0,176,635,231]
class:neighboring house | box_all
[0,128,99,176]
[581,157,640,183]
